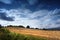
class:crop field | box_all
[0,28,47,40]
[7,27,60,40]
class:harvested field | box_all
[7,27,60,40]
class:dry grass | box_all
[7,27,60,40]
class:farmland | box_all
[7,27,60,40]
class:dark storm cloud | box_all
[0,0,14,4]
[14,0,60,11]
[0,0,60,11]
[29,0,60,11]
[0,12,14,21]
[0,0,60,28]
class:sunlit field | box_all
[0,28,47,40]
[7,27,60,40]
[0,0,60,40]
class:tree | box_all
[35,28,39,29]
[18,25,25,28]
[0,24,2,28]
[26,25,30,28]
[7,25,13,27]
[42,28,47,30]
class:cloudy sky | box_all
[0,0,60,29]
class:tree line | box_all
[0,24,30,28]
[0,24,48,30]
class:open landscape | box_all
[7,27,60,40]
[0,0,60,40]
[0,25,60,40]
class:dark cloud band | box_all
[0,12,14,21]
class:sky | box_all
[0,0,60,29]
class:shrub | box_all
[0,25,2,28]
[42,28,47,30]
[7,25,13,27]
[35,28,39,29]
[26,25,30,28]
[18,25,25,28]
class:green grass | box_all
[0,28,47,40]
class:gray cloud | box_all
[0,12,14,21]
[0,8,60,29]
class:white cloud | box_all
[0,8,60,28]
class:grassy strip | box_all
[0,28,47,40]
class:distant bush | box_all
[7,25,13,27]
[26,25,30,28]
[35,28,39,29]
[0,25,2,28]
[7,25,25,28]
[42,28,47,30]
[18,25,25,28]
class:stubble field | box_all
[7,27,60,40]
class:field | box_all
[0,28,46,40]
[7,27,60,40]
